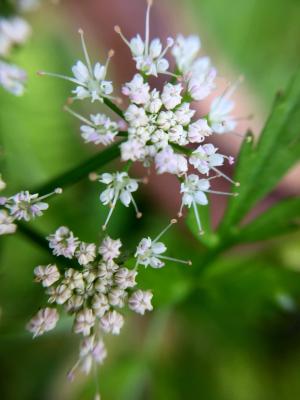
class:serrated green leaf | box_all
[237,198,300,242]
[220,70,300,233]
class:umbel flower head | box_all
[28,227,156,387]
[114,0,174,77]
[0,186,62,235]
[38,29,115,103]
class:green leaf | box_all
[237,198,300,243]
[220,70,300,233]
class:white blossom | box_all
[99,172,140,229]
[135,237,166,268]
[129,290,153,315]
[99,236,122,261]
[161,83,182,110]
[172,34,201,73]
[115,2,173,76]
[208,83,238,134]
[74,309,95,336]
[80,114,118,146]
[189,144,224,174]
[0,61,27,96]
[120,139,146,162]
[155,146,187,176]
[79,335,107,374]
[40,30,114,103]
[108,288,127,308]
[0,210,16,235]
[92,294,110,317]
[47,226,79,259]
[124,104,149,128]
[100,310,124,335]
[34,264,60,287]
[122,74,150,105]
[188,119,212,143]
[0,17,31,57]
[5,191,49,221]
[187,57,217,101]
[145,88,162,114]
[27,308,59,338]
[75,242,96,266]
[174,103,195,126]
[114,268,137,289]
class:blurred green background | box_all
[1,0,300,399]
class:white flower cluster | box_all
[0,9,34,95]
[27,227,154,381]
[0,179,62,235]
[41,0,243,233]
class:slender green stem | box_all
[103,98,124,119]
[33,141,123,195]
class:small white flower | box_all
[74,309,95,336]
[151,129,169,150]
[34,264,60,287]
[0,210,16,235]
[209,90,236,134]
[187,57,217,101]
[99,236,122,261]
[47,226,79,259]
[115,3,173,76]
[5,191,49,221]
[75,242,96,266]
[129,290,153,315]
[188,119,212,143]
[64,269,85,291]
[54,284,73,305]
[168,125,188,146]
[135,220,191,268]
[124,104,148,128]
[41,30,114,103]
[145,88,162,114]
[114,268,137,289]
[79,335,107,374]
[135,237,166,268]
[155,146,187,176]
[108,288,127,308]
[65,295,84,313]
[120,139,146,162]
[100,310,124,335]
[181,175,210,208]
[156,110,177,131]
[189,144,224,174]
[161,83,182,110]
[122,74,150,105]
[0,17,31,57]
[80,114,118,146]
[174,103,195,126]
[0,61,27,96]
[99,172,141,229]
[172,34,201,73]
[92,293,110,317]
[27,308,59,338]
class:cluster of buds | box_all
[27,223,190,394]
[0,0,42,95]
[40,0,244,234]
[0,175,62,235]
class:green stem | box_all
[33,141,123,195]
[103,98,124,119]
